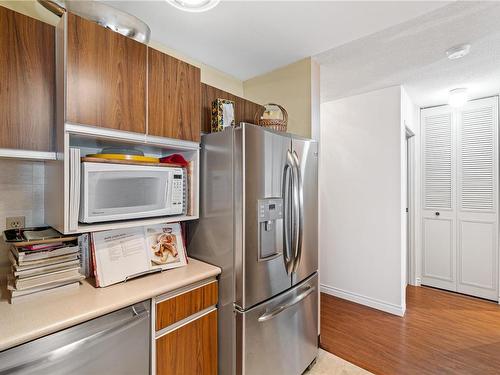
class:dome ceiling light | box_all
[446,44,471,60]
[166,0,220,12]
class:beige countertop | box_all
[0,258,220,352]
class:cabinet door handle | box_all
[435,212,440,216]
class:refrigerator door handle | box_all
[257,285,315,322]
[282,151,294,274]
[291,151,303,272]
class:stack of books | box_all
[7,238,85,303]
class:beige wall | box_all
[243,58,318,138]
[0,0,244,97]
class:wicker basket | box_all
[255,103,288,132]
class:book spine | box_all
[78,233,90,277]
[90,234,99,287]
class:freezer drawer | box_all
[236,273,318,375]
[0,301,150,375]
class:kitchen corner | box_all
[0,258,220,352]
[0,0,319,374]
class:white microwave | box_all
[79,162,185,223]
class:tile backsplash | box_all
[0,159,45,269]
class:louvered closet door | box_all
[421,106,457,291]
[457,97,498,300]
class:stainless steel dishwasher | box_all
[0,301,151,375]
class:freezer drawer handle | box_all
[0,308,149,374]
[257,285,315,323]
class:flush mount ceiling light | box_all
[166,0,220,12]
[446,44,471,60]
[449,88,469,108]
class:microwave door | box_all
[80,163,176,223]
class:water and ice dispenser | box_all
[257,198,284,260]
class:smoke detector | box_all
[446,44,471,60]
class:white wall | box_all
[0,160,45,271]
[319,86,407,316]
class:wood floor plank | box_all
[320,286,500,375]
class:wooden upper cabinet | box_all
[65,12,146,133]
[148,48,201,142]
[0,6,54,151]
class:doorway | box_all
[405,127,415,286]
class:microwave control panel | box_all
[169,169,185,214]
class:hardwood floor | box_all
[320,286,500,375]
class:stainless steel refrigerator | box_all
[189,123,318,375]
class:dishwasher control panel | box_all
[257,198,283,260]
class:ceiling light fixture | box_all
[446,44,471,60]
[166,0,220,12]
[448,88,468,108]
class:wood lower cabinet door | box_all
[148,48,201,142]
[0,6,54,151]
[66,12,146,133]
[156,281,218,331]
[156,310,217,375]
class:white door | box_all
[420,97,499,301]
[421,106,457,291]
[457,97,498,300]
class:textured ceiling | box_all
[316,2,500,107]
[100,0,448,80]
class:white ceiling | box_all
[316,2,500,107]
[100,0,449,81]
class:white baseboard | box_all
[321,284,405,317]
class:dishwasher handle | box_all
[0,307,149,375]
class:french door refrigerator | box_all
[189,123,318,375]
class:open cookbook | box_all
[91,223,188,287]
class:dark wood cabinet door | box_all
[0,6,54,151]
[156,310,217,375]
[148,48,201,142]
[66,12,146,133]
[156,281,218,331]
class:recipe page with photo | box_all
[92,227,150,287]
[144,223,187,270]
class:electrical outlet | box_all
[6,216,25,230]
